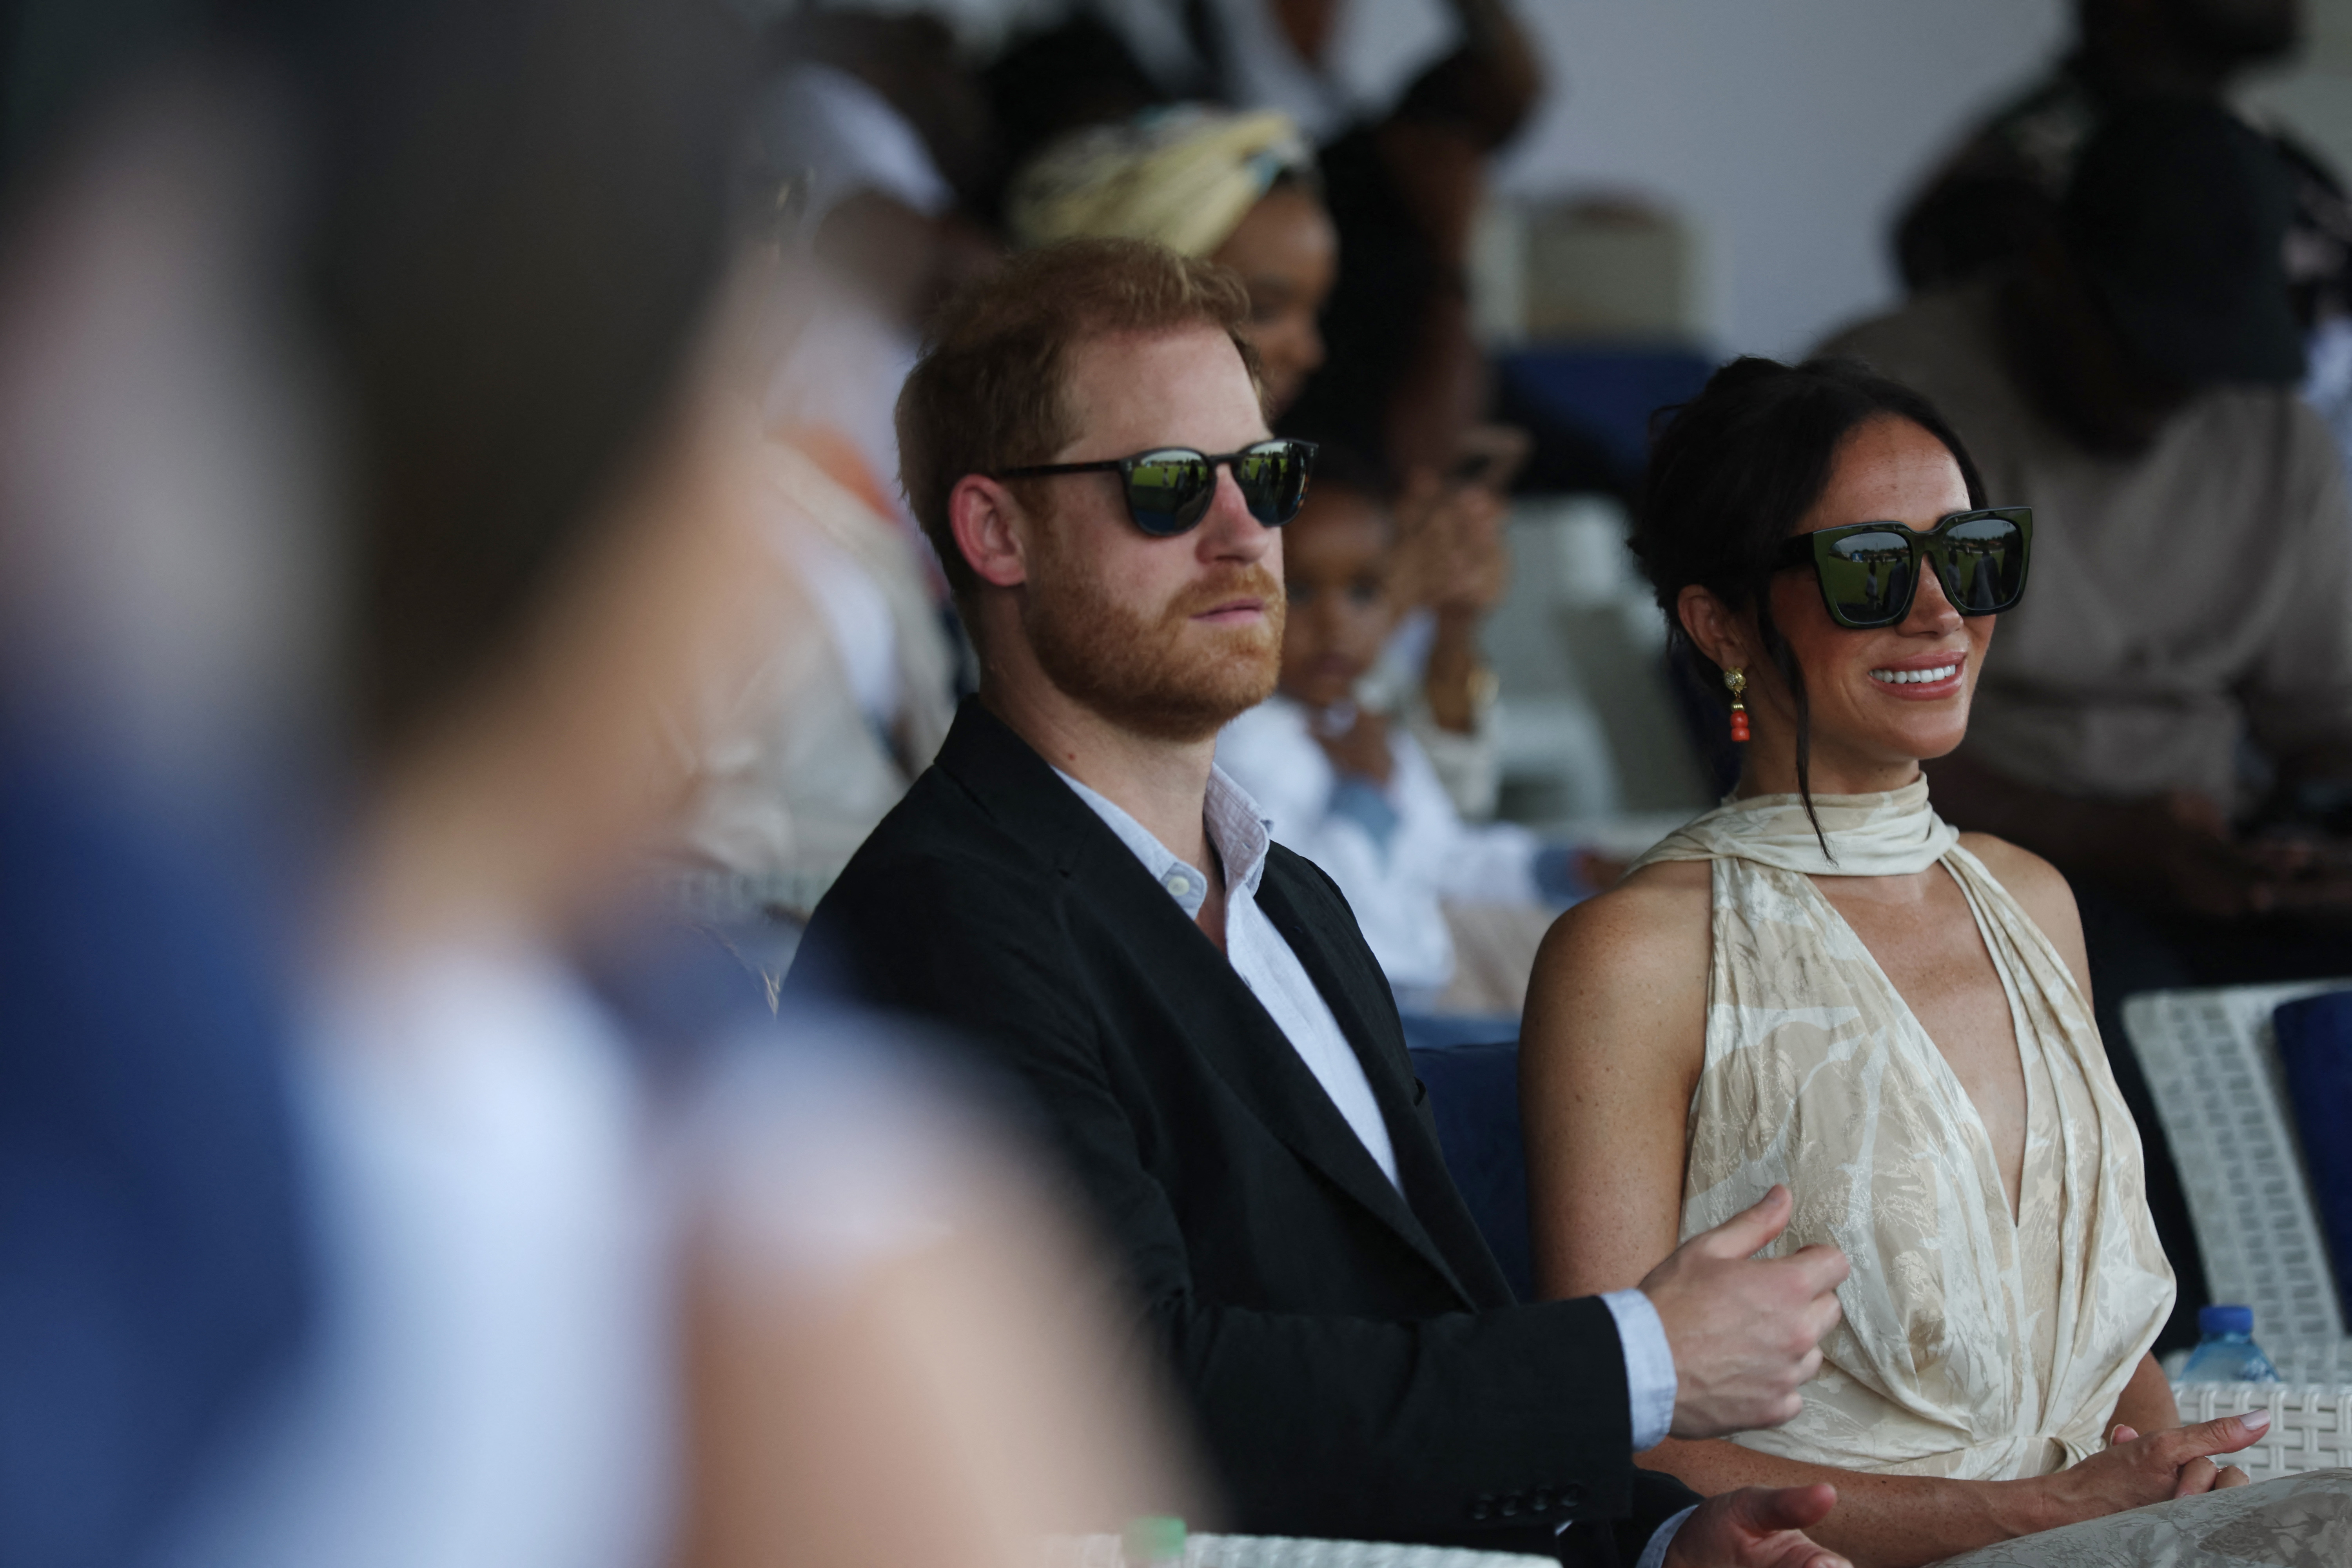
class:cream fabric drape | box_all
[1628,782,2174,1479]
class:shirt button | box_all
[1163,872,1192,897]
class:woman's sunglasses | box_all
[1775,506,2033,630]
[995,438,1318,537]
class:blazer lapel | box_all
[934,701,1476,1301]
[1256,862,1512,1307]
[1079,838,1470,1268]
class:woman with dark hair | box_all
[1518,357,2262,1565]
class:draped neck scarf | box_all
[1630,776,1959,878]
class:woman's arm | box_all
[1520,866,1711,1302]
[2110,1352,2180,1437]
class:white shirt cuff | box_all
[1601,1287,1677,1453]
[1635,1504,1698,1568]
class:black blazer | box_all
[792,701,1699,1563]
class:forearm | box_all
[1637,1438,2047,1568]
[2110,1353,2179,1436]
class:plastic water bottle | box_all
[1122,1516,1186,1568]
[2177,1304,2282,1383]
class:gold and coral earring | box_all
[1724,668,1750,743]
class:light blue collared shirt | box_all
[1054,764,1686,1564]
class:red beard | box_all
[1022,535,1285,743]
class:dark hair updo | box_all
[1633,356,1985,843]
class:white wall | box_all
[1494,1,2071,361]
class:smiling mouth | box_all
[1869,661,1960,686]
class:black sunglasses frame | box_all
[995,438,1319,537]
[1775,506,2034,630]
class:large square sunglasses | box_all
[995,438,1318,537]
[1775,506,2033,630]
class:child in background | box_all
[1216,455,1596,1018]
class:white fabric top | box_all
[1631,783,2173,1479]
[750,64,951,235]
[158,942,673,1568]
[1053,765,1680,1465]
[1216,696,1544,997]
[1056,764,1401,1188]
[1097,0,1460,143]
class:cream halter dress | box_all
[1626,781,2173,1479]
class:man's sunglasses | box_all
[1775,506,2033,630]
[995,438,1318,537]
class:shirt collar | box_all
[1053,764,1272,917]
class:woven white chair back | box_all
[2122,979,2352,1351]
[2172,1381,2352,1477]
[1043,1535,1552,1568]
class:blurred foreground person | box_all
[794,238,1856,1568]
[1826,99,2352,1350]
[0,4,1188,1566]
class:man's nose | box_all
[1195,463,1275,560]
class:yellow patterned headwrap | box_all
[1007,105,1316,258]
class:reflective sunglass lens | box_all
[1935,515,2026,613]
[1233,442,1311,525]
[1124,451,1215,537]
[1819,530,1915,626]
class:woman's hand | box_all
[2025,1413,2265,1529]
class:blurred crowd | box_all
[5,0,2351,1566]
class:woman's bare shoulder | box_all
[1544,860,1710,957]
[1955,831,2094,985]
[1528,860,1713,1045]
[1956,830,2072,913]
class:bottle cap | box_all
[2199,1303,2255,1336]
[1123,1515,1186,1567]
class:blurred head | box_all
[297,0,750,760]
[1276,456,1394,710]
[1210,178,1335,415]
[2079,0,2304,73]
[1637,358,1991,806]
[2006,97,2301,454]
[902,239,1285,742]
[2061,98,2302,387]
[1006,107,1330,413]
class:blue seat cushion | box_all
[1405,1033,1534,1302]
[2272,989,2352,1322]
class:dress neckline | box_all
[1630,777,1960,877]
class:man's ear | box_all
[949,475,1033,590]
[1676,583,1753,674]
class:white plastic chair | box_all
[2171,1379,2352,1477]
[2120,979,2352,1357]
[1043,1535,1552,1568]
